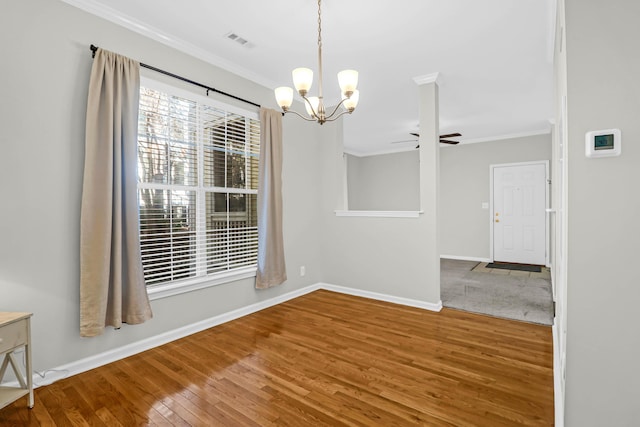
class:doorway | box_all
[491,161,548,265]
[440,160,553,325]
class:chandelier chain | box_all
[317,0,322,48]
[316,0,324,112]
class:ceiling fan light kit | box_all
[274,0,359,125]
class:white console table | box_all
[0,312,33,410]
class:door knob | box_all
[495,219,500,223]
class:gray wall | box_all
[440,134,552,259]
[346,151,420,211]
[320,82,441,305]
[562,0,640,425]
[0,0,323,374]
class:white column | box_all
[415,73,441,302]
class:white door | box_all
[492,162,547,265]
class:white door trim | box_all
[489,160,550,265]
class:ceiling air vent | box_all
[225,32,254,48]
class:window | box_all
[137,78,260,293]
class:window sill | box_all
[147,266,257,301]
[334,210,424,218]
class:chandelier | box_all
[274,0,359,125]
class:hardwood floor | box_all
[0,290,554,426]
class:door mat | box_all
[486,263,542,273]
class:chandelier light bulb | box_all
[342,90,359,111]
[338,70,358,96]
[274,87,294,109]
[292,68,313,96]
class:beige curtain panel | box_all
[256,108,287,289]
[80,48,152,337]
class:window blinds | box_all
[137,83,259,286]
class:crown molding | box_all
[460,128,551,145]
[343,145,416,157]
[60,0,277,90]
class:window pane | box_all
[247,118,260,191]
[228,193,258,270]
[203,146,227,188]
[205,192,258,273]
[227,153,246,189]
[202,109,253,189]
[169,143,197,186]
[202,104,226,188]
[138,88,198,186]
[227,116,247,189]
[139,189,197,285]
[138,90,169,184]
[247,152,259,191]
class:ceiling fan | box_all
[410,132,462,145]
[391,132,462,148]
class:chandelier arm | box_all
[323,109,354,123]
[301,95,321,120]
[283,109,318,122]
[324,97,350,120]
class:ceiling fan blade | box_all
[439,139,460,145]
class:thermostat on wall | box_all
[585,128,621,158]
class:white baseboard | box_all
[552,323,564,427]
[440,254,491,263]
[21,282,442,388]
[13,284,319,388]
[320,283,443,312]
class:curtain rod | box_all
[90,44,261,109]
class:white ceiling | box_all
[65,0,555,156]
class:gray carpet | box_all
[441,259,554,325]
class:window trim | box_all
[139,76,260,298]
[147,266,257,300]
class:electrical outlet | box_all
[300,266,306,277]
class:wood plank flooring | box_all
[0,290,554,426]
